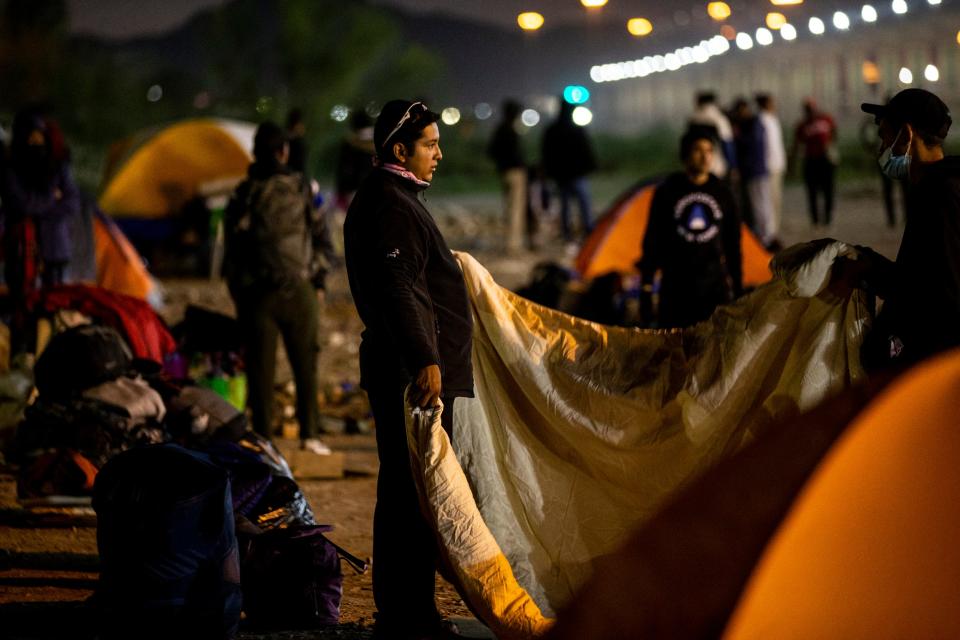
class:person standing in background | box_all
[487,99,527,254]
[223,121,331,456]
[757,93,786,248]
[286,108,309,175]
[542,100,597,243]
[1,107,81,355]
[732,98,772,247]
[639,129,742,328]
[335,109,376,212]
[689,91,738,182]
[793,98,838,228]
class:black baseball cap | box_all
[374,100,440,153]
[861,89,952,141]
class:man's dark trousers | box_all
[368,380,454,630]
[236,279,320,439]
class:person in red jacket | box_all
[793,99,838,227]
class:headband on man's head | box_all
[374,100,440,152]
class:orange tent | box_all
[724,349,960,639]
[575,180,772,286]
[547,349,960,639]
[92,211,157,304]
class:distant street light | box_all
[581,0,608,7]
[780,23,798,40]
[770,0,803,5]
[563,85,591,104]
[627,18,653,37]
[756,28,773,45]
[808,17,826,35]
[766,12,787,29]
[862,5,878,22]
[892,0,908,15]
[517,12,544,31]
[441,108,461,125]
[833,11,850,29]
[925,64,940,82]
[707,2,731,21]
[899,67,914,84]
[572,107,593,126]
[474,103,493,120]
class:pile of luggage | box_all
[9,319,363,638]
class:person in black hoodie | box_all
[223,121,330,455]
[638,128,742,328]
[487,99,527,253]
[542,99,597,242]
[343,100,472,640]
[845,89,960,370]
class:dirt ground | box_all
[0,181,903,639]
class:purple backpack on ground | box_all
[239,524,343,629]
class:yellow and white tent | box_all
[99,119,255,219]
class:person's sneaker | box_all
[300,437,332,455]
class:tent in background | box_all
[575,180,773,287]
[98,118,255,276]
[63,196,160,306]
[92,210,160,306]
[99,118,255,221]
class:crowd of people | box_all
[339,88,959,636]
[3,79,959,638]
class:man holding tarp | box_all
[344,99,473,640]
[852,89,960,369]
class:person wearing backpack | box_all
[223,121,331,455]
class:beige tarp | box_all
[406,240,870,639]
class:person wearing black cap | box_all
[846,88,960,369]
[343,100,473,640]
[223,121,331,454]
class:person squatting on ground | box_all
[638,128,743,328]
[0,107,81,355]
[223,121,331,455]
[542,99,597,242]
[838,89,960,371]
[487,99,527,254]
[343,100,474,640]
[793,98,838,227]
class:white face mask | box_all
[878,128,912,180]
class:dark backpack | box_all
[239,524,344,629]
[223,173,314,291]
[92,444,242,640]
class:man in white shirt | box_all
[757,94,786,247]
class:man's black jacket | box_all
[863,156,960,366]
[344,169,474,397]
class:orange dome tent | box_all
[547,349,960,639]
[575,179,773,286]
